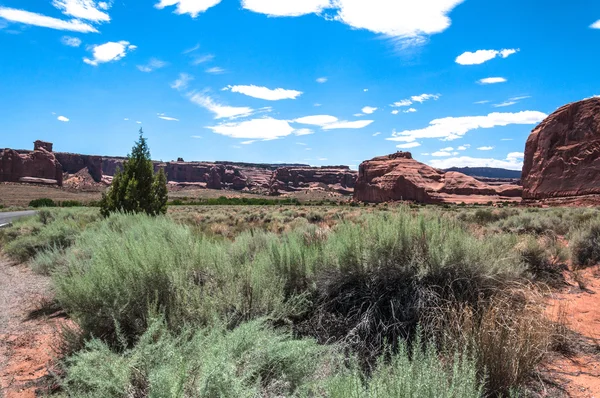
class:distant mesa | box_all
[522,97,600,204]
[353,152,522,204]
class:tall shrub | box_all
[100,129,168,217]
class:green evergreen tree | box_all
[100,129,168,217]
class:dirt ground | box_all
[542,266,600,398]
[0,256,66,398]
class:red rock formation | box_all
[55,153,103,182]
[522,98,600,200]
[270,166,357,193]
[354,152,521,203]
[0,147,63,186]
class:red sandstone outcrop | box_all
[522,98,600,200]
[354,152,521,204]
[55,153,103,182]
[270,166,357,194]
[0,146,63,186]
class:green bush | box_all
[571,220,600,267]
[62,318,333,398]
[29,198,56,208]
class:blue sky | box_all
[1,0,599,170]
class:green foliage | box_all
[100,129,168,217]
[62,318,333,398]
[571,220,600,267]
[2,208,100,263]
[29,198,56,208]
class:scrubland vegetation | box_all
[2,204,600,397]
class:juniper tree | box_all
[100,129,168,216]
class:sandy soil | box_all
[0,256,66,398]
[543,266,600,398]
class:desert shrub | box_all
[570,220,600,267]
[29,198,56,208]
[59,200,84,208]
[1,208,100,263]
[100,129,168,217]
[325,340,483,398]
[62,318,333,398]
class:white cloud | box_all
[457,144,470,151]
[294,128,314,136]
[0,7,98,32]
[362,106,377,114]
[183,43,200,53]
[397,142,421,149]
[294,115,339,126]
[241,140,256,145]
[171,73,193,90]
[191,54,214,65]
[61,36,82,47]
[387,111,547,143]
[455,48,518,65]
[474,100,490,104]
[191,135,202,139]
[591,20,600,29]
[493,101,516,108]
[509,95,531,101]
[158,114,179,121]
[478,77,507,84]
[316,77,328,83]
[373,132,381,136]
[223,85,302,100]
[391,110,399,115]
[206,66,225,74]
[207,117,296,140]
[136,121,142,124]
[392,99,413,107]
[477,146,494,151]
[84,41,136,66]
[404,108,417,113]
[364,88,369,92]
[440,147,453,151]
[57,115,69,122]
[428,153,525,170]
[242,0,463,44]
[97,2,110,10]
[411,93,440,103]
[294,115,372,130]
[506,152,524,162]
[314,103,322,107]
[52,0,110,22]
[189,93,254,119]
[501,138,514,141]
[242,0,330,16]
[155,0,221,17]
[318,157,328,161]
[432,151,452,157]
[322,120,373,130]
[296,142,307,146]
[353,113,364,117]
[124,118,129,121]
[137,58,167,72]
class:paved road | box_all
[0,210,36,226]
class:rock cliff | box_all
[522,97,600,200]
[0,146,63,186]
[354,152,521,204]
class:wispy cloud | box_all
[478,77,507,84]
[294,115,373,130]
[477,146,494,151]
[493,101,517,108]
[206,66,225,74]
[157,113,179,121]
[61,35,82,47]
[191,54,214,65]
[396,142,421,149]
[0,7,98,32]
[223,85,302,100]
[316,77,328,83]
[171,73,193,91]
[189,92,254,119]
[137,58,167,72]
[386,111,547,143]
[52,0,110,22]
[207,117,295,140]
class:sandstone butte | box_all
[353,152,522,204]
[0,141,63,186]
[522,97,600,202]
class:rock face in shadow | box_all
[354,152,522,204]
[0,147,63,186]
[55,153,103,182]
[269,166,357,194]
[522,97,600,201]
